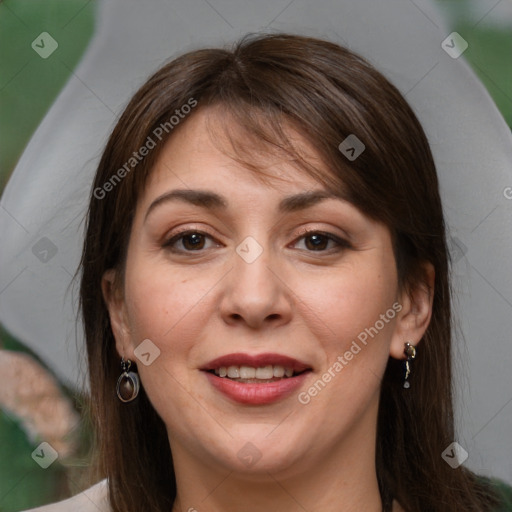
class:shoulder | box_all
[20,479,109,512]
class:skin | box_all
[103,107,434,512]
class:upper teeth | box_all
[214,365,294,379]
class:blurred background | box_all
[0,0,511,510]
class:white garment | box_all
[21,479,109,512]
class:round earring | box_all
[403,342,416,389]
[116,357,140,402]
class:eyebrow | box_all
[144,188,342,222]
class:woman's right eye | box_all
[163,230,219,253]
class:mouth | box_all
[206,364,308,383]
[200,353,313,405]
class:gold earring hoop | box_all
[403,342,416,389]
[116,357,140,402]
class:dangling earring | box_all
[116,357,140,402]
[403,342,416,389]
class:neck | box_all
[169,400,391,512]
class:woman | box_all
[25,33,512,511]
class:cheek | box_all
[121,260,213,421]
[121,255,221,407]
[293,255,398,408]
[123,255,217,341]
[295,257,398,348]
[301,261,397,399]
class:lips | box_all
[200,352,312,373]
[200,352,312,405]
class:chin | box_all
[209,427,316,477]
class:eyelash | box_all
[162,229,350,254]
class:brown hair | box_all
[79,33,501,511]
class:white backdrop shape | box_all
[0,0,511,481]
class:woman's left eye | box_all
[292,231,349,252]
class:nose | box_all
[218,242,293,330]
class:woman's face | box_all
[104,107,426,479]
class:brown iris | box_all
[304,233,329,251]
[181,233,206,250]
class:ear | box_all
[102,268,132,359]
[390,262,435,360]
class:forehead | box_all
[145,106,336,196]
